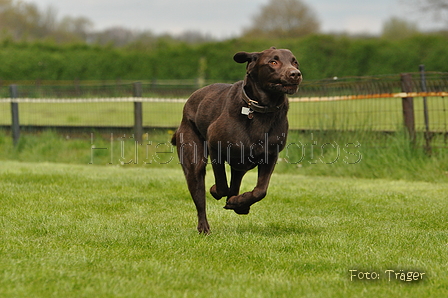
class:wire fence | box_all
[1,72,447,135]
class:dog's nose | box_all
[289,69,301,80]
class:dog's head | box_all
[234,47,302,95]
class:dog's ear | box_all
[234,51,260,74]
[233,51,259,64]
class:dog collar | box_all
[241,84,285,114]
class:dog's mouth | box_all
[280,83,299,88]
[269,82,300,95]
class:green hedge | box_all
[1,34,447,81]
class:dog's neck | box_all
[242,75,286,112]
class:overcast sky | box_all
[30,0,443,38]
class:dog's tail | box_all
[171,130,177,146]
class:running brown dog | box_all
[171,47,302,233]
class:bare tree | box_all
[39,6,58,34]
[243,0,320,39]
[0,0,13,13]
[0,0,94,42]
[175,30,215,44]
[58,16,94,40]
[413,0,448,25]
[0,0,221,45]
[91,27,138,46]
[381,17,420,39]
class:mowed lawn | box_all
[1,161,447,297]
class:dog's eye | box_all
[269,60,278,66]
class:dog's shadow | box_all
[230,221,324,237]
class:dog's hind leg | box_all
[174,129,210,234]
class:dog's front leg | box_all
[224,155,278,214]
[209,146,230,200]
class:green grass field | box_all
[0,113,447,297]
[1,96,447,131]
[1,161,447,297]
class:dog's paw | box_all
[224,196,251,215]
[210,184,228,200]
[197,221,211,234]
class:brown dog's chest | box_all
[207,114,288,167]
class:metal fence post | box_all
[400,73,416,144]
[10,85,20,146]
[133,82,143,143]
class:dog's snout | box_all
[289,69,301,80]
